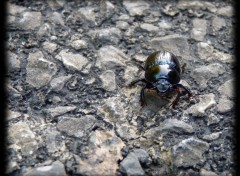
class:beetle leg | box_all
[139,64,145,71]
[176,83,192,99]
[170,84,192,109]
[128,78,146,87]
[134,62,145,71]
[181,63,186,74]
[140,83,154,106]
[170,88,182,109]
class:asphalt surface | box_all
[6,0,235,175]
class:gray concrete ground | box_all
[6,0,235,175]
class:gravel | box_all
[6,0,235,175]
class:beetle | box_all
[128,51,192,108]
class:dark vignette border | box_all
[0,0,239,175]
[235,0,240,175]
[1,0,6,175]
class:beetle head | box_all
[155,79,171,93]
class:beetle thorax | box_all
[154,79,171,93]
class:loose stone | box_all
[42,42,58,53]
[8,122,39,156]
[70,40,88,50]
[185,93,216,117]
[216,98,234,113]
[191,63,225,89]
[26,51,57,89]
[207,113,221,126]
[7,2,27,15]
[150,34,191,61]
[55,49,88,71]
[144,119,194,138]
[172,137,209,168]
[50,75,72,92]
[57,115,96,138]
[191,19,207,41]
[47,105,77,118]
[140,23,159,32]
[6,110,21,121]
[96,45,129,70]
[7,51,21,71]
[23,161,67,176]
[122,0,150,16]
[216,6,234,17]
[202,132,222,142]
[76,130,125,176]
[18,12,42,30]
[212,16,226,32]
[88,27,122,44]
[99,70,117,91]
[200,169,218,176]
[119,152,145,176]
[218,79,235,99]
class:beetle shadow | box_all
[142,90,171,112]
[128,88,173,117]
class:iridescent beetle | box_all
[129,51,192,108]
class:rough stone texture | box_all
[55,50,88,71]
[120,152,145,176]
[191,19,207,41]
[88,27,122,44]
[216,6,234,17]
[116,123,138,141]
[97,45,129,69]
[207,113,221,126]
[160,119,194,134]
[116,21,129,30]
[99,70,117,91]
[7,2,27,15]
[8,122,39,156]
[43,42,58,53]
[191,63,225,89]
[218,79,235,99]
[133,149,151,166]
[177,1,217,13]
[150,34,191,61]
[47,105,77,118]
[70,39,88,50]
[123,0,150,16]
[202,132,222,142]
[140,23,159,32]
[6,110,21,121]
[23,161,67,176]
[186,93,216,117]
[7,51,21,71]
[216,98,234,113]
[172,138,210,168]
[45,130,65,154]
[57,115,96,138]
[26,51,57,89]
[48,12,65,26]
[200,169,218,176]
[6,161,19,174]
[50,75,72,92]
[76,7,96,24]
[145,119,194,138]
[212,16,226,32]
[100,96,128,123]
[124,65,140,84]
[6,1,235,175]
[18,11,42,30]
[162,4,179,16]
[197,42,234,64]
[76,130,125,175]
